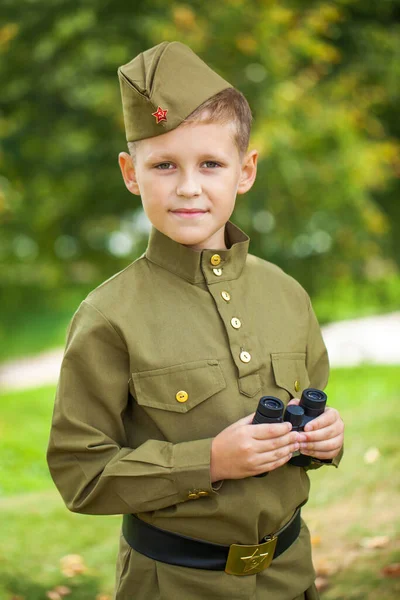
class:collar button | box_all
[210,254,221,266]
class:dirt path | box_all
[1,312,399,392]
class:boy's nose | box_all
[176,174,202,198]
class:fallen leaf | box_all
[315,576,329,592]
[382,563,400,578]
[314,558,337,577]
[364,447,380,464]
[54,586,71,596]
[60,554,87,577]
[359,535,389,549]
[311,535,321,546]
[46,592,61,600]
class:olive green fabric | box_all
[47,221,341,599]
[117,41,232,142]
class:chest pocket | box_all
[130,359,226,413]
[271,352,310,399]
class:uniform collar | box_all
[145,221,250,284]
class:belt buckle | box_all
[225,536,278,576]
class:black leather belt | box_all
[122,508,301,576]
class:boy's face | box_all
[118,120,258,250]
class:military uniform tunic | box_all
[47,221,341,599]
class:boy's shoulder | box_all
[83,251,149,315]
[246,251,310,304]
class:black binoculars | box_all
[252,388,327,474]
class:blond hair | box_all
[128,87,252,162]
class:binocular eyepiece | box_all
[252,388,327,473]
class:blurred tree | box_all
[0,0,399,308]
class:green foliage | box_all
[0,0,399,304]
[0,283,92,362]
[312,274,400,323]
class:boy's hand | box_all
[287,398,344,460]
[210,413,300,482]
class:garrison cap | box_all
[117,41,233,142]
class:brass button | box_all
[198,491,209,497]
[294,380,300,392]
[176,390,189,403]
[210,254,221,266]
[213,268,222,277]
[239,350,252,363]
[221,291,231,302]
[231,317,242,329]
[188,492,199,500]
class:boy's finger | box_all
[257,452,293,474]
[255,432,300,453]
[301,435,343,454]
[287,398,300,406]
[241,412,256,425]
[299,423,338,443]
[302,439,343,457]
[303,407,339,431]
[251,421,292,440]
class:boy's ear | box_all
[118,152,141,195]
[237,149,258,195]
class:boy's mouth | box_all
[170,209,208,218]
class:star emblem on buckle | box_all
[225,537,277,575]
[152,106,168,124]
[240,548,270,573]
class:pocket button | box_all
[176,390,189,403]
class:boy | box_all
[47,41,344,600]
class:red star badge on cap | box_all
[152,106,168,124]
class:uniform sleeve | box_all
[46,300,219,516]
[304,296,343,470]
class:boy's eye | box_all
[203,161,220,168]
[155,162,173,170]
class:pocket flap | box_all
[131,359,226,413]
[271,352,310,398]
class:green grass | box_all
[303,366,400,599]
[0,493,119,599]
[321,546,400,600]
[0,386,55,495]
[306,365,400,511]
[0,366,399,599]
[0,384,120,598]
